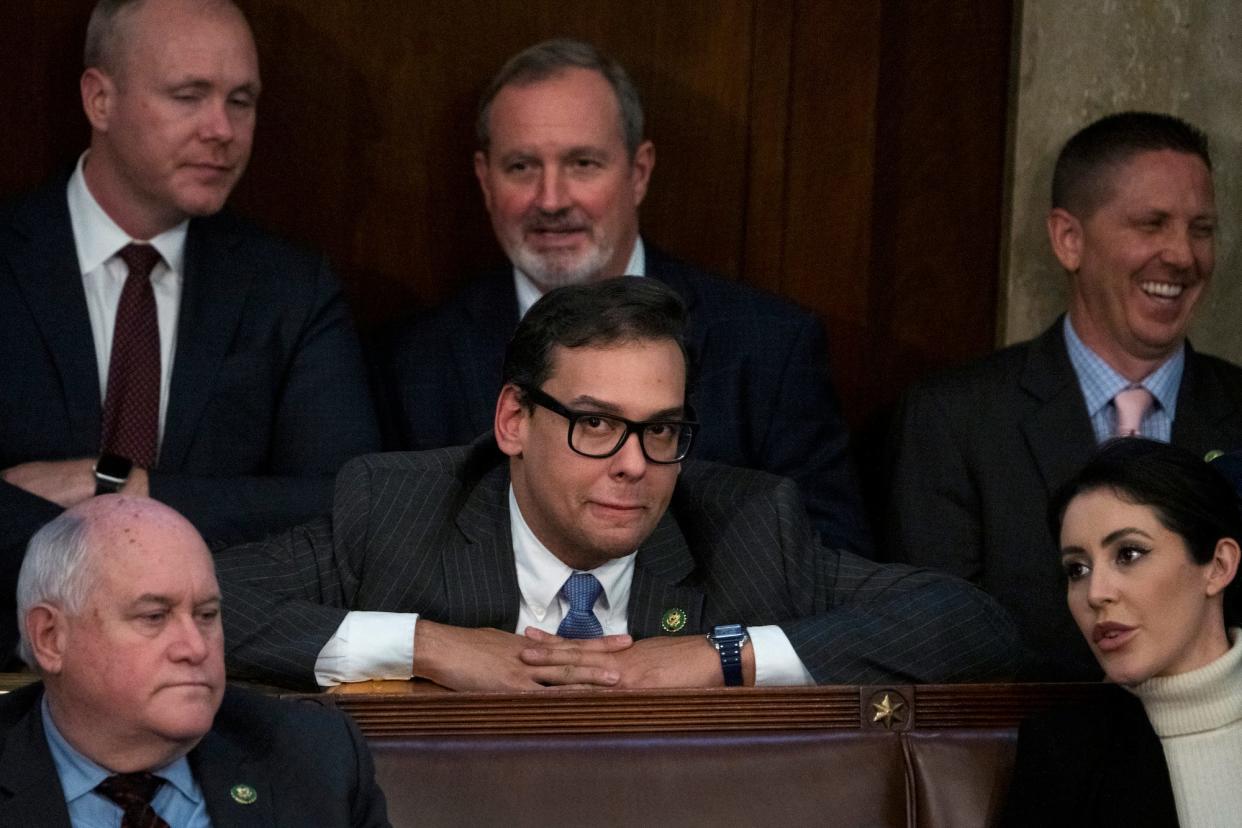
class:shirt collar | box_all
[508,484,635,618]
[1062,315,1184,419]
[41,695,202,806]
[67,151,189,277]
[514,236,646,319]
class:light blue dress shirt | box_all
[42,696,211,827]
[1063,316,1183,444]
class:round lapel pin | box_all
[660,608,687,633]
[230,784,258,805]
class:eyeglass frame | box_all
[515,384,698,464]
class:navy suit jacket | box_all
[0,176,381,658]
[384,247,871,554]
[217,440,1020,691]
[0,683,390,827]
[1001,685,1179,826]
[884,319,1242,678]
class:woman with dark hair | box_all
[1003,438,1242,826]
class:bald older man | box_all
[0,496,389,826]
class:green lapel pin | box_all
[230,783,258,805]
[661,607,687,633]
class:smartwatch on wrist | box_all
[706,623,749,687]
[93,453,133,496]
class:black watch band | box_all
[93,453,133,496]
[706,623,749,687]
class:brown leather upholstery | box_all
[372,732,907,827]
[333,683,1105,828]
[905,729,1017,828]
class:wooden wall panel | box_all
[231,0,757,324]
[0,1,1012,441]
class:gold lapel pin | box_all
[230,784,258,805]
[661,608,687,633]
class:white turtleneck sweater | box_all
[1129,628,1242,828]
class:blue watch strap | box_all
[708,624,748,687]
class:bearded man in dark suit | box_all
[219,278,1019,692]
[0,0,380,661]
[0,495,388,827]
[385,38,869,555]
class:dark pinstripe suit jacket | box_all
[218,441,1021,690]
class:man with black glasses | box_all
[218,278,1020,691]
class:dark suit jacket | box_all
[0,176,381,657]
[217,440,1021,690]
[1001,685,1179,826]
[383,247,871,554]
[0,682,390,827]
[884,318,1242,678]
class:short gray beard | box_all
[510,239,615,291]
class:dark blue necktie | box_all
[556,572,604,639]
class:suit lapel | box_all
[191,727,274,828]
[1018,320,1097,497]
[160,215,252,470]
[456,272,519,440]
[0,688,72,828]
[448,461,521,630]
[1172,342,1241,453]
[4,181,103,456]
[628,510,705,638]
[643,246,702,316]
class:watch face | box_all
[95,453,133,481]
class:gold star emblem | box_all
[661,608,687,633]
[871,693,907,729]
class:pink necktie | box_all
[100,243,162,468]
[1113,386,1153,437]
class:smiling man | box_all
[219,277,1019,691]
[885,111,1242,679]
[0,496,388,826]
[0,0,379,664]
[386,38,870,557]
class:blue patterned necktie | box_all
[556,572,604,639]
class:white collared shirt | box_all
[514,237,646,318]
[67,152,188,449]
[510,486,634,635]
[314,482,813,687]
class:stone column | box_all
[1003,1,1241,359]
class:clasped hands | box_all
[412,619,744,692]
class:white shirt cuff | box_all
[749,624,815,686]
[313,611,418,687]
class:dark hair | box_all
[1051,111,1211,218]
[1049,438,1242,623]
[501,277,688,399]
[476,38,644,156]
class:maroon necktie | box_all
[100,243,162,468]
[95,772,171,828]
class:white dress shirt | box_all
[314,484,814,686]
[67,152,187,451]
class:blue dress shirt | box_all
[41,696,211,827]
[1063,316,1183,443]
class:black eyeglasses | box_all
[518,384,697,464]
